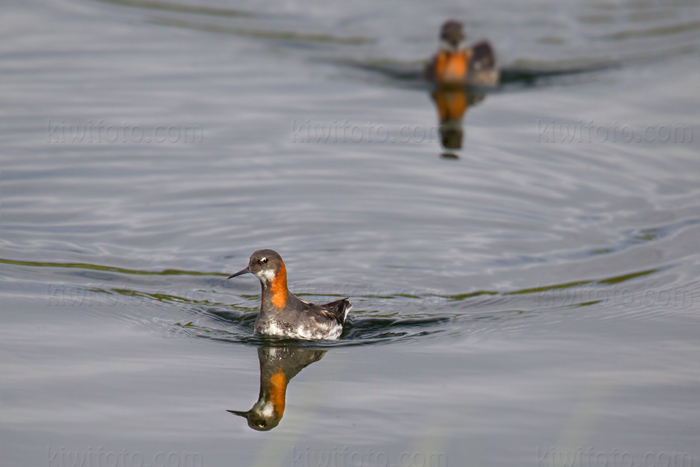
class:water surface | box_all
[1,0,699,465]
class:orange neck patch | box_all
[435,50,471,83]
[268,371,287,418]
[270,263,288,310]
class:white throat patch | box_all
[257,269,276,283]
[439,39,465,53]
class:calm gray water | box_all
[1,0,699,466]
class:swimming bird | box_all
[424,20,499,87]
[227,249,351,340]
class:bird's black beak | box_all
[227,409,249,418]
[227,267,250,279]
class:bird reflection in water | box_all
[424,20,499,156]
[228,345,326,431]
[429,89,485,154]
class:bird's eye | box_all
[260,257,268,264]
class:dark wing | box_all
[319,298,351,325]
[470,41,496,70]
